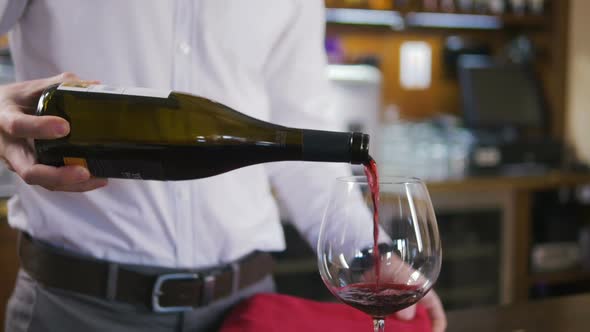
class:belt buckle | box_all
[151,273,201,313]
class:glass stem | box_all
[373,318,385,332]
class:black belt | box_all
[18,232,274,313]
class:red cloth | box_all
[220,293,432,332]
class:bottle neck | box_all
[350,132,370,164]
[301,130,369,165]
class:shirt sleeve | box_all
[0,0,28,35]
[264,1,364,249]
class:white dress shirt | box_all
[0,0,358,269]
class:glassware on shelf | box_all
[379,117,474,181]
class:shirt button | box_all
[178,42,191,55]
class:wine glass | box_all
[317,176,442,332]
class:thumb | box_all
[27,72,81,94]
[396,305,417,320]
[15,72,81,110]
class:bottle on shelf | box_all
[528,0,545,15]
[441,0,457,12]
[368,0,393,10]
[400,0,421,12]
[509,0,527,15]
[457,0,474,12]
[422,0,438,12]
[489,0,506,14]
[35,82,370,180]
[473,0,489,13]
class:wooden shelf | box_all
[325,8,548,30]
[273,258,317,275]
[326,8,404,29]
[426,171,590,193]
[0,200,6,220]
[501,14,549,27]
[530,268,590,286]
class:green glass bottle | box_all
[35,83,370,180]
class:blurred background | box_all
[1,0,590,324]
[272,0,590,313]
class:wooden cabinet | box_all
[429,172,590,304]
[0,199,18,328]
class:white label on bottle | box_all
[58,82,171,98]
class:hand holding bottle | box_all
[35,82,369,180]
[0,73,108,192]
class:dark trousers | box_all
[5,269,274,332]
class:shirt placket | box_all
[171,0,195,267]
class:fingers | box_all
[2,139,36,174]
[12,72,93,109]
[422,290,447,332]
[25,72,101,96]
[396,305,416,320]
[0,156,15,171]
[24,72,80,96]
[0,72,78,139]
[52,178,109,192]
[21,164,89,187]
[2,135,107,193]
[394,291,447,332]
[0,108,70,139]
[20,164,107,192]
[0,72,108,193]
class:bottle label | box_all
[63,157,165,180]
[58,82,171,99]
[63,157,89,169]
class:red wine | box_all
[363,157,380,284]
[337,282,423,318]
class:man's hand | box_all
[396,289,447,332]
[360,250,447,332]
[0,73,107,192]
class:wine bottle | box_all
[35,82,370,180]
